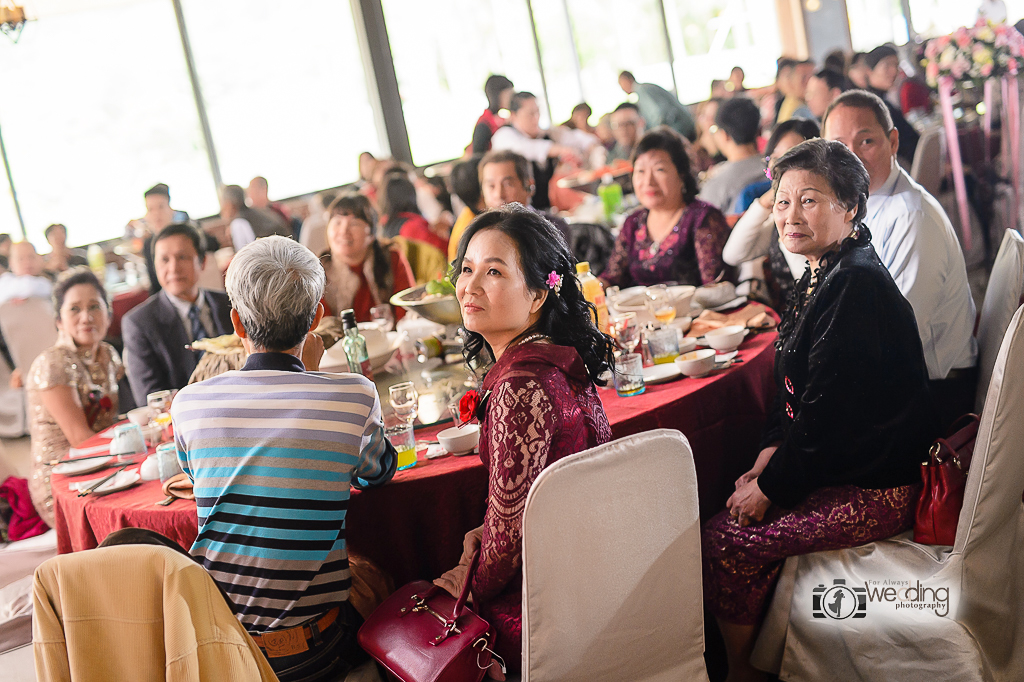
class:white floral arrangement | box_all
[923,19,1024,87]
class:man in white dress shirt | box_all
[823,90,977,425]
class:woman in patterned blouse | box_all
[600,126,730,288]
[26,268,122,526]
[434,205,615,678]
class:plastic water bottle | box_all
[576,262,609,333]
[87,244,105,277]
[597,174,623,224]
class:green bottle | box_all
[597,174,623,223]
[340,309,374,379]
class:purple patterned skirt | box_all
[702,484,919,625]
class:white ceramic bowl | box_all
[677,336,698,355]
[704,325,747,351]
[608,287,655,327]
[694,282,737,309]
[670,315,692,335]
[675,349,716,377]
[127,407,156,426]
[438,424,481,455]
[667,285,696,317]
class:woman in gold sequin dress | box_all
[26,268,122,526]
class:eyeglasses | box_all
[611,120,638,130]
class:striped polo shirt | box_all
[170,352,396,632]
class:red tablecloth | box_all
[52,327,776,586]
[107,287,149,339]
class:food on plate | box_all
[424,277,456,298]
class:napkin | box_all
[161,473,194,501]
[687,302,777,338]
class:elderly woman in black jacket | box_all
[701,139,937,682]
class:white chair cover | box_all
[911,125,945,199]
[0,299,57,372]
[520,429,709,682]
[0,363,25,438]
[975,229,1024,410]
[751,304,1024,681]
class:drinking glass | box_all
[609,312,640,354]
[385,422,417,471]
[646,285,676,325]
[370,304,394,332]
[614,353,646,397]
[646,326,680,365]
[146,390,171,414]
[389,381,419,425]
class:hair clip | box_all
[547,271,563,295]
[764,164,773,181]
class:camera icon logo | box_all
[812,579,867,619]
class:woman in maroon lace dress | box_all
[434,205,615,678]
[600,126,730,288]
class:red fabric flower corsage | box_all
[457,389,490,426]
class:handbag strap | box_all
[452,550,481,620]
[930,413,981,469]
[943,413,980,450]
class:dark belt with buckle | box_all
[251,606,340,658]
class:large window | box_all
[0,0,213,247]
[846,0,909,49]
[664,0,782,102]
[181,0,383,199]
[564,0,675,119]
[380,0,544,165]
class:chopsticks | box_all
[77,464,129,497]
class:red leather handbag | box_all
[914,414,981,545]
[357,552,501,682]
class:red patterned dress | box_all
[471,342,611,672]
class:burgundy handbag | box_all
[357,551,501,682]
[914,414,981,546]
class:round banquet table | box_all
[52,326,776,586]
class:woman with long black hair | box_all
[433,204,615,678]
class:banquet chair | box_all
[0,298,57,438]
[0,298,57,373]
[750,304,1024,682]
[390,235,447,284]
[32,544,279,682]
[518,429,709,682]
[0,350,26,437]
[974,228,1024,411]
[911,125,945,199]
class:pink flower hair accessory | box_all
[546,270,563,295]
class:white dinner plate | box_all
[709,296,748,312]
[53,456,114,476]
[68,443,112,458]
[643,363,682,385]
[715,350,739,362]
[71,470,141,496]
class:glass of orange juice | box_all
[646,285,676,325]
[385,423,417,471]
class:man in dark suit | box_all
[123,223,233,403]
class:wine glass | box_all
[646,285,676,326]
[609,312,640,354]
[389,381,418,426]
[370,304,394,332]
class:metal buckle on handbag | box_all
[930,442,966,470]
[474,637,506,675]
[400,592,463,644]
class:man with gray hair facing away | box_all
[171,236,396,681]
